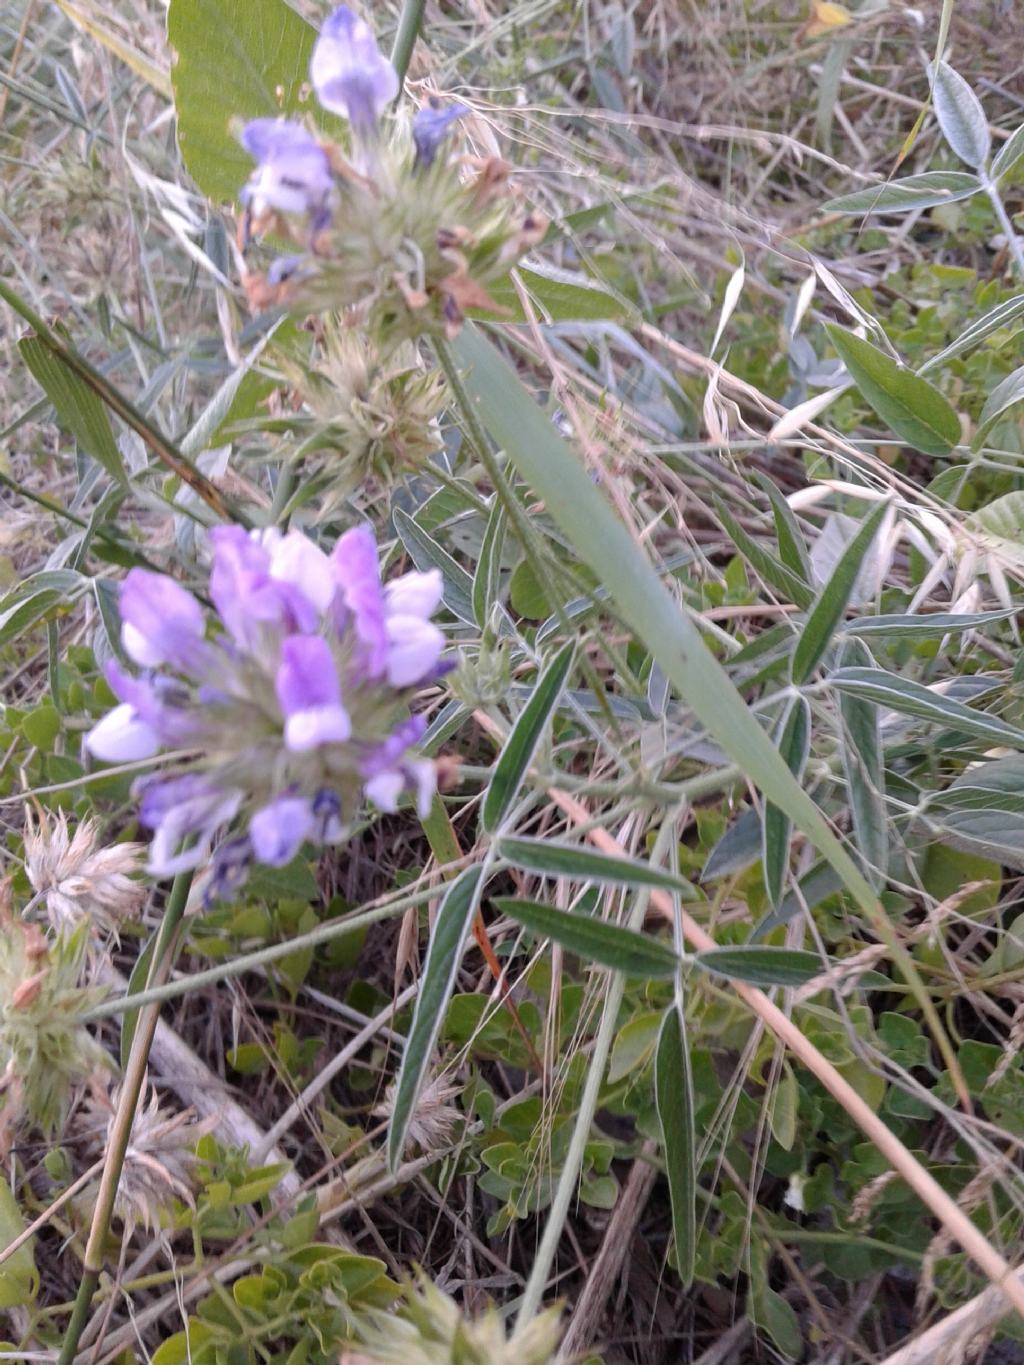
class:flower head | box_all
[24,809,145,939]
[241,118,333,221]
[347,1275,563,1365]
[0,912,109,1154]
[79,1080,213,1235]
[86,528,445,900]
[310,6,399,132]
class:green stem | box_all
[985,179,1024,280]
[515,815,678,1327]
[82,878,439,1024]
[58,869,194,1365]
[268,464,297,529]
[390,0,426,95]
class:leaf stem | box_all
[985,179,1024,280]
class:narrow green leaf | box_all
[837,639,887,889]
[791,499,889,683]
[826,325,961,456]
[993,123,1024,182]
[753,471,812,582]
[752,862,845,940]
[919,292,1024,375]
[472,497,508,629]
[830,665,1024,749]
[498,836,698,898]
[931,62,991,168]
[845,607,1017,639]
[655,1005,696,1287]
[714,499,815,609]
[976,363,1024,442]
[823,171,982,215]
[19,336,126,484]
[0,570,86,648]
[482,642,575,833]
[694,946,828,988]
[763,696,811,908]
[167,0,318,204]
[494,897,681,977]
[387,866,484,1171]
[450,326,887,974]
[393,506,476,624]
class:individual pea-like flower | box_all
[240,119,333,227]
[85,526,446,901]
[23,809,145,939]
[310,5,399,132]
[412,100,469,170]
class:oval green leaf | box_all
[826,324,961,456]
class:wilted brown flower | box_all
[24,809,145,938]
[79,1079,214,1235]
[373,1075,462,1155]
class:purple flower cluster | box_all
[239,5,465,224]
[86,526,445,898]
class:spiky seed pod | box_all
[253,323,448,513]
[0,910,109,1155]
[78,1080,213,1235]
[348,1275,563,1365]
[24,808,145,939]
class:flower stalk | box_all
[57,867,194,1365]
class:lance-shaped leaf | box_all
[498,836,698,897]
[824,171,982,216]
[656,1005,696,1287]
[932,61,991,169]
[830,666,1024,749]
[19,336,126,485]
[714,499,815,609]
[482,642,576,833]
[387,866,484,1171]
[694,946,829,988]
[791,499,890,684]
[763,696,812,908]
[494,897,681,977]
[837,639,887,889]
[845,607,1018,639]
[393,506,476,625]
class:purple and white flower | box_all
[310,6,399,132]
[240,119,333,220]
[85,527,445,899]
[412,101,468,170]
